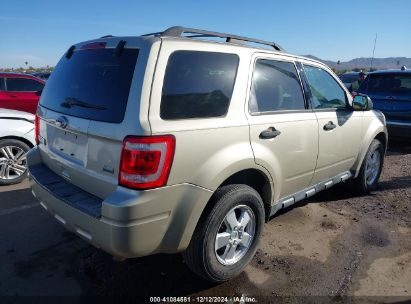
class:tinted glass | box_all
[160,51,239,120]
[0,78,4,91]
[40,48,139,123]
[6,78,44,92]
[249,59,305,113]
[339,73,358,84]
[359,73,411,96]
[304,65,347,109]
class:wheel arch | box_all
[0,136,34,149]
[352,126,388,178]
[183,167,274,251]
[219,168,273,221]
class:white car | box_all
[0,109,35,185]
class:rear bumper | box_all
[27,147,213,258]
[386,120,411,139]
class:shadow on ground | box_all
[71,245,214,297]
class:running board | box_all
[269,171,352,217]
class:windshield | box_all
[40,48,139,123]
[339,73,358,84]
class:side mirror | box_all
[353,94,373,111]
[35,90,42,96]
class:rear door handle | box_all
[259,127,281,139]
[323,121,336,131]
[8,95,18,98]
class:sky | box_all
[0,0,410,68]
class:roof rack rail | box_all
[143,26,285,52]
[100,35,114,38]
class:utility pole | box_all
[370,33,377,71]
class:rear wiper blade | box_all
[61,97,106,110]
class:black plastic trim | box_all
[29,164,103,218]
[144,26,285,52]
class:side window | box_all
[6,78,44,92]
[303,65,347,109]
[249,59,305,113]
[0,78,4,91]
[160,51,239,120]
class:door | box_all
[247,56,319,201]
[302,64,362,184]
[0,77,7,106]
[4,77,44,114]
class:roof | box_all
[341,72,361,75]
[144,26,286,52]
[0,72,45,82]
[0,72,29,76]
[369,69,411,75]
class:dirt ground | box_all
[0,140,410,303]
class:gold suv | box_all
[28,26,387,282]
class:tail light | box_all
[34,114,40,145]
[119,135,175,190]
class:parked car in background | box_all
[31,72,51,81]
[0,73,45,114]
[339,72,361,89]
[28,26,387,282]
[357,68,411,139]
[0,109,35,185]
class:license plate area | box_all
[48,127,88,165]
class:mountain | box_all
[302,55,411,71]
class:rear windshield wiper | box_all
[61,97,107,110]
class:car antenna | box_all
[369,33,377,72]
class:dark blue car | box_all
[358,68,411,139]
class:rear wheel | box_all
[352,139,384,194]
[0,139,31,186]
[183,184,265,282]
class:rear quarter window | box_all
[160,51,239,120]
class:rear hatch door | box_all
[37,37,157,198]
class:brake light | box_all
[80,42,106,50]
[119,135,175,190]
[35,114,40,145]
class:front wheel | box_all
[0,139,31,186]
[352,139,384,194]
[183,184,265,282]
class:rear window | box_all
[360,73,411,96]
[40,48,139,123]
[160,51,239,120]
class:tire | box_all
[352,139,384,194]
[0,139,31,186]
[183,184,265,282]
